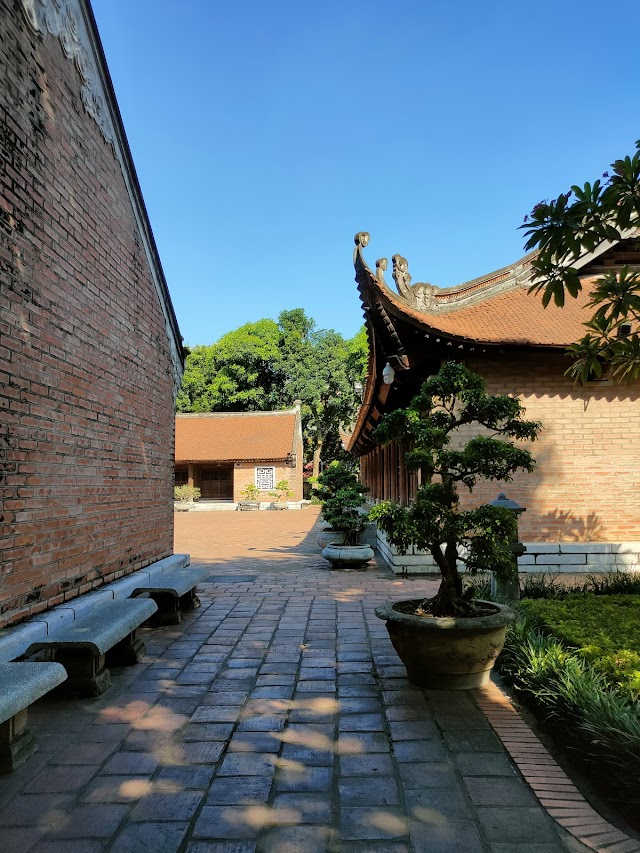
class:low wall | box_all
[377,530,640,575]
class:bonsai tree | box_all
[312,461,369,546]
[369,362,541,617]
[268,480,295,503]
[174,484,201,503]
[240,483,261,501]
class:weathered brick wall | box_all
[461,352,640,542]
[1,2,179,627]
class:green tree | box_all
[176,310,369,473]
[522,140,640,382]
[176,319,284,412]
[369,362,541,616]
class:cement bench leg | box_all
[50,649,111,697]
[140,592,181,627]
[106,630,146,666]
[179,588,201,612]
[0,710,37,773]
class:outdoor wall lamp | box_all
[286,452,297,467]
[382,362,395,385]
[353,379,364,401]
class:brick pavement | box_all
[0,507,608,851]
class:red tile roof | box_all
[382,281,594,346]
[175,411,297,463]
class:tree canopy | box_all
[177,309,368,475]
[522,140,640,383]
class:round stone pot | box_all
[317,529,345,549]
[374,599,517,690]
[321,543,374,570]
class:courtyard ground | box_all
[0,507,633,852]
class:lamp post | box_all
[488,492,526,602]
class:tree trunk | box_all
[312,440,323,479]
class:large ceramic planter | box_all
[317,529,345,549]
[375,599,517,690]
[321,543,374,570]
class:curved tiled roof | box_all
[175,411,297,463]
[379,280,594,346]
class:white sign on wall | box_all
[255,466,275,491]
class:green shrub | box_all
[499,617,640,788]
[518,594,640,698]
[268,480,294,502]
[174,484,201,502]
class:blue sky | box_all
[91,0,639,347]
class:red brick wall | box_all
[0,4,179,627]
[462,352,640,542]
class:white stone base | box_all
[376,530,640,575]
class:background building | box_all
[175,407,304,504]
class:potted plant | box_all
[268,479,294,510]
[369,362,541,689]
[313,462,374,569]
[173,484,201,511]
[237,482,262,511]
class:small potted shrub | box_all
[369,362,540,688]
[173,484,201,511]
[313,462,374,569]
[268,480,294,510]
[237,482,262,511]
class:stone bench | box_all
[25,598,157,697]
[0,662,67,772]
[130,568,209,625]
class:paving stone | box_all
[193,806,262,839]
[45,804,129,838]
[409,818,485,852]
[207,776,273,805]
[101,752,160,775]
[80,776,153,803]
[274,762,332,792]
[24,765,98,794]
[50,742,116,765]
[229,732,282,753]
[0,793,72,828]
[338,713,386,732]
[477,807,560,843]
[392,740,448,763]
[190,706,243,723]
[397,761,459,789]
[271,793,331,824]
[129,791,202,821]
[456,752,518,777]
[388,720,439,740]
[464,777,539,806]
[155,764,215,789]
[339,776,400,805]
[340,754,395,776]
[109,822,189,852]
[337,732,391,754]
[0,828,45,853]
[339,807,409,840]
[256,825,332,853]
[30,841,105,853]
[183,723,235,741]
[218,753,278,776]
[443,729,503,752]
[404,785,473,818]
[176,741,226,763]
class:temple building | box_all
[175,407,304,504]
[348,233,640,574]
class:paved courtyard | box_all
[0,508,626,852]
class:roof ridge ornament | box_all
[391,254,438,311]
